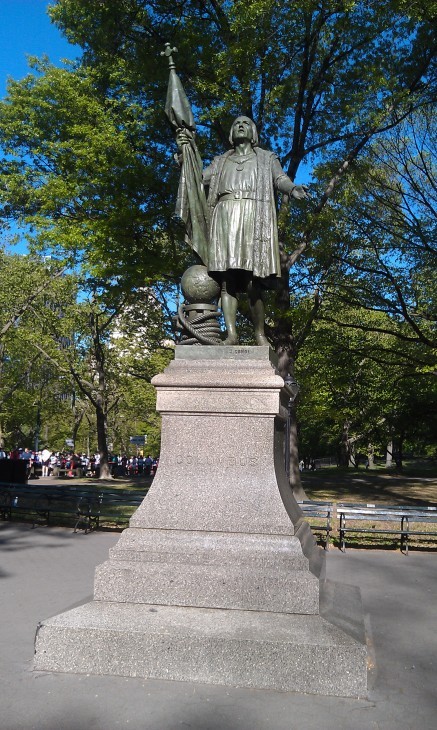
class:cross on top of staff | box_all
[161,43,178,70]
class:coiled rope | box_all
[177,304,223,346]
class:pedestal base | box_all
[35,581,367,697]
[33,347,367,697]
[94,528,320,614]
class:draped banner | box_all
[163,48,209,267]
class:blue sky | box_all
[0,0,78,98]
[0,1,78,251]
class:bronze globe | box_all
[181,265,220,303]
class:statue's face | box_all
[231,117,253,144]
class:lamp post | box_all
[283,374,300,481]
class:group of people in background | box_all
[112,454,158,477]
[0,447,40,479]
[0,448,159,479]
[299,459,317,472]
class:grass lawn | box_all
[302,463,437,506]
[46,474,154,492]
[57,460,437,505]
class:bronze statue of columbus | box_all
[162,44,308,345]
[177,117,308,345]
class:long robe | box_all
[203,147,294,279]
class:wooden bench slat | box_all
[338,501,437,554]
[298,501,333,550]
[0,482,148,532]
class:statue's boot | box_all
[254,332,269,346]
[249,286,269,347]
[221,288,239,346]
[223,330,239,345]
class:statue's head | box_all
[229,116,259,147]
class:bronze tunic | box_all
[203,147,294,279]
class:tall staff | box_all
[161,44,209,268]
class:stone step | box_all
[35,597,367,697]
[108,528,311,569]
[94,558,320,614]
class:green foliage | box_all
[108,346,173,457]
[1,0,436,463]
[2,1,435,322]
[0,248,172,456]
[47,0,436,169]
[0,250,72,448]
[318,108,437,380]
[0,60,185,288]
[296,306,437,462]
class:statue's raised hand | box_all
[291,184,310,200]
[176,128,191,150]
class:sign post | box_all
[129,435,147,455]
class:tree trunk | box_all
[95,403,112,479]
[395,433,404,470]
[33,405,41,452]
[288,402,307,500]
[276,346,305,499]
[273,236,307,499]
[90,312,113,480]
[71,404,84,453]
[386,440,393,468]
[367,443,375,469]
[339,420,351,467]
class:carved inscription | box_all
[229,347,251,355]
[172,453,260,468]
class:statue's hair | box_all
[229,116,259,147]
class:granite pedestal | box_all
[34,347,367,697]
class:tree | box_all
[28,277,126,478]
[0,250,67,449]
[0,59,185,288]
[29,275,173,477]
[44,1,437,383]
[104,287,174,458]
[1,1,433,333]
[296,305,437,467]
[318,108,436,377]
[1,0,436,479]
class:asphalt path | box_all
[1,521,436,730]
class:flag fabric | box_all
[164,68,209,267]
[164,68,195,132]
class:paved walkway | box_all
[1,522,436,730]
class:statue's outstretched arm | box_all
[274,162,309,200]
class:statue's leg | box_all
[221,272,239,345]
[248,278,269,346]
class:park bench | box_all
[0,483,53,526]
[0,482,147,532]
[396,505,437,555]
[67,488,146,532]
[337,502,437,554]
[298,500,333,550]
[51,466,84,478]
